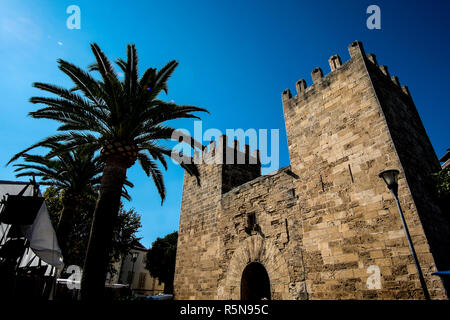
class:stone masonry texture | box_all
[173,41,450,300]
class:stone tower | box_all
[174,136,261,299]
[174,41,450,300]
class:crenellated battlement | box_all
[193,135,260,165]
[328,54,342,72]
[281,41,411,103]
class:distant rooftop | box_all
[131,239,147,251]
[440,149,450,169]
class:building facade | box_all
[107,241,164,296]
[174,41,450,300]
[440,149,450,169]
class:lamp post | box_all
[378,169,430,300]
[130,251,138,290]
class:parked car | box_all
[146,293,173,300]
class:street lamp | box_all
[378,169,431,300]
[130,251,139,289]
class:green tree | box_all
[145,231,178,294]
[44,185,64,228]
[44,186,141,274]
[434,168,450,197]
[9,43,206,299]
[433,167,450,212]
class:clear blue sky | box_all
[1,0,449,248]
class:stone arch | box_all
[218,235,291,300]
[241,262,271,300]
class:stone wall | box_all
[174,138,261,299]
[174,163,223,299]
[217,166,307,300]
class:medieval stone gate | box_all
[217,235,293,300]
[173,41,450,300]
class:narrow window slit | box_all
[348,164,354,183]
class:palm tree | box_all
[11,143,132,257]
[9,43,207,299]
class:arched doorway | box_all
[219,235,292,299]
[240,262,271,300]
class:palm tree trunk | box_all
[80,159,127,300]
[56,196,77,258]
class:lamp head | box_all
[131,251,138,261]
[379,169,400,196]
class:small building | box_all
[115,241,164,297]
[440,149,450,169]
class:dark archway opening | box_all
[240,262,271,300]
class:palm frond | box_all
[11,43,208,205]
[137,153,165,203]
[57,59,106,107]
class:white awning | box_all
[0,181,64,267]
